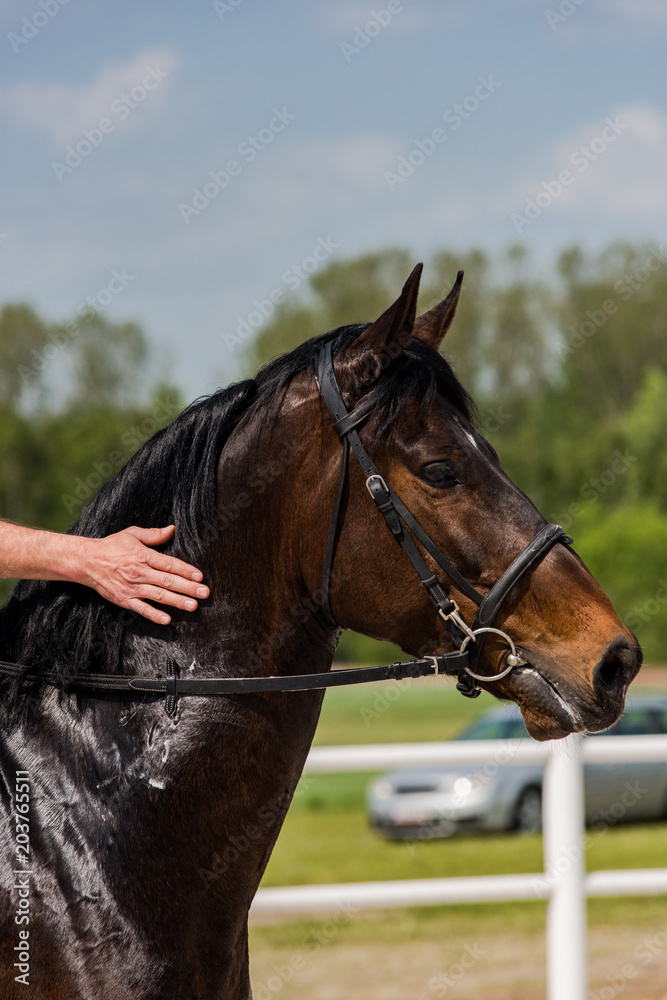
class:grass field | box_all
[311,674,498,746]
[250,672,667,998]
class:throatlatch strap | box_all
[321,436,350,628]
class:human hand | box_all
[80,525,210,624]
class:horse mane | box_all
[0,323,474,688]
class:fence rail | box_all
[252,733,667,1000]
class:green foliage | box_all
[242,249,414,374]
[574,505,667,662]
[0,304,50,407]
[0,306,181,604]
[66,313,149,409]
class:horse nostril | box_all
[598,654,624,691]
[593,638,641,702]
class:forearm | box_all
[0,520,94,584]
[0,519,209,624]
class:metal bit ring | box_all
[459,627,527,683]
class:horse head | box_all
[296,264,641,741]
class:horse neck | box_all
[201,387,335,669]
[2,389,337,983]
[123,386,335,789]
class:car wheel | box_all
[515,787,542,833]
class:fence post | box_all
[544,732,587,1000]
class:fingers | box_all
[133,583,201,612]
[125,524,176,545]
[126,582,205,624]
[92,526,210,621]
[123,526,205,584]
[127,598,172,626]
[144,549,208,587]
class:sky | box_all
[0,0,665,399]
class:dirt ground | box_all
[635,666,667,689]
[249,920,667,1000]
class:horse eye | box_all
[421,461,460,488]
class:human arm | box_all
[0,521,209,625]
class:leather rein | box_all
[0,341,571,714]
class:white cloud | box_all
[324,2,428,35]
[500,104,667,220]
[0,47,178,147]
[600,0,667,30]
[328,135,405,189]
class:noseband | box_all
[315,340,572,698]
[0,342,572,713]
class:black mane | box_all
[0,324,473,687]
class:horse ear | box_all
[338,263,423,379]
[413,270,464,351]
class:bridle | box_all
[0,341,571,715]
[315,340,571,698]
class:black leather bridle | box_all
[0,342,571,715]
[315,340,571,698]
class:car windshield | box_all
[459,702,667,742]
[457,714,529,740]
[593,706,663,736]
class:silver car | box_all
[367,697,667,838]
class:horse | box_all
[0,265,640,999]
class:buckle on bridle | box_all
[365,473,389,497]
[438,601,476,642]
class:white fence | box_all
[252,733,667,1000]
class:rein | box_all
[0,342,571,715]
